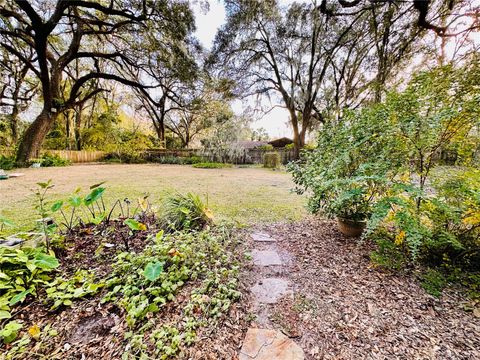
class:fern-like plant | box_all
[159,193,213,231]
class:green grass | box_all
[191,162,233,169]
[0,164,306,235]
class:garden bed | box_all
[1,214,251,359]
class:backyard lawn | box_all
[0,163,306,231]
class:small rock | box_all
[251,278,291,304]
[252,250,283,266]
[251,232,276,242]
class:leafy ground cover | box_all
[0,164,306,234]
[0,186,252,359]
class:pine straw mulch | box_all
[5,218,252,360]
[256,217,480,360]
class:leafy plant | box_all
[159,192,213,231]
[0,155,15,170]
[45,270,104,309]
[191,162,232,169]
[0,247,59,319]
[33,180,59,251]
[263,152,280,169]
[0,216,15,233]
[122,218,147,251]
[421,268,447,297]
[38,153,70,167]
[0,321,23,344]
[103,228,241,359]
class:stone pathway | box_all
[239,231,304,359]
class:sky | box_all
[193,1,293,139]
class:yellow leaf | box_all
[138,223,147,231]
[137,197,149,212]
[204,208,214,221]
[28,324,41,339]
[395,231,406,246]
[168,248,182,257]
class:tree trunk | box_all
[10,106,19,145]
[16,109,57,165]
[74,103,84,150]
[292,120,301,159]
[289,109,302,159]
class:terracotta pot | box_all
[336,217,366,237]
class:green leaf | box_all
[0,310,11,320]
[124,219,145,231]
[91,213,105,225]
[68,196,82,207]
[51,200,63,212]
[9,289,31,306]
[143,261,163,281]
[33,253,59,270]
[0,216,15,227]
[36,181,51,189]
[1,321,23,344]
[84,187,105,206]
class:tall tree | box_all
[0,41,37,144]
[0,0,194,163]
[210,1,373,156]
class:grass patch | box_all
[192,162,233,169]
[0,164,306,235]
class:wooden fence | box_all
[45,150,106,163]
[0,149,105,163]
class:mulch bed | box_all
[258,217,480,359]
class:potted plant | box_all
[330,184,372,237]
[310,177,380,237]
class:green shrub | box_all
[159,192,213,231]
[192,162,232,169]
[38,153,70,167]
[0,155,15,170]
[367,171,480,271]
[258,144,274,151]
[103,150,145,164]
[182,155,204,164]
[370,237,406,270]
[263,152,280,169]
[421,268,447,297]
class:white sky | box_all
[193,1,292,139]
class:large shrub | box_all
[290,59,480,276]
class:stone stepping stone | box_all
[251,232,276,242]
[239,328,304,360]
[252,250,282,266]
[251,278,291,304]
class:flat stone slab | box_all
[251,278,291,304]
[252,250,282,266]
[239,328,304,360]
[251,232,276,242]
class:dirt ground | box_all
[247,218,480,359]
[0,163,305,231]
